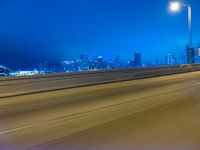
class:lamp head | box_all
[169,1,181,12]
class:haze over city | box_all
[0,0,200,70]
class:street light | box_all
[169,0,193,49]
[169,2,181,12]
[169,0,194,64]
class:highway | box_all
[0,70,200,149]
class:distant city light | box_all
[2,48,200,77]
[169,2,181,12]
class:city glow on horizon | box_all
[169,2,181,12]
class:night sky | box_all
[0,0,200,70]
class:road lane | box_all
[0,72,200,149]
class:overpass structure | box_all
[0,65,200,150]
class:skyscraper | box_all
[186,45,195,64]
[178,55,186,65]
[196,43,200,64]
[165,54,177,66]
[115,55,122,68]
[97,56,104,69]
[80,53,89,70]
[198,43,200,56]
[134,53,142,67]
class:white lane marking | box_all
[0,123,42,135]
[0,114,82,135]
[0,108,93,135]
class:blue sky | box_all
[0,0,199,69]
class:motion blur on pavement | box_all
[0,67,200,150]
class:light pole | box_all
[169,0,195,64]
[169,0,193,49]
[187,3,192,49]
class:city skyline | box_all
[0,0,200,70]
[1,39,200,73]
[3,47,200,75]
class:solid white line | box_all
[0,123,42,135]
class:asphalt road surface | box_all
[1,71,200,150]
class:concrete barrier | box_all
[0,65,200,98]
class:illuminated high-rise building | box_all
[198,43,200,57]
[178,55,186,65]
[195,43,200,64]
[165,54,177,66]
[97,56,103,69]
[134,53,142,67]
[115,55,122,68]
[186,45,195,64]
[80,53,89,71]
